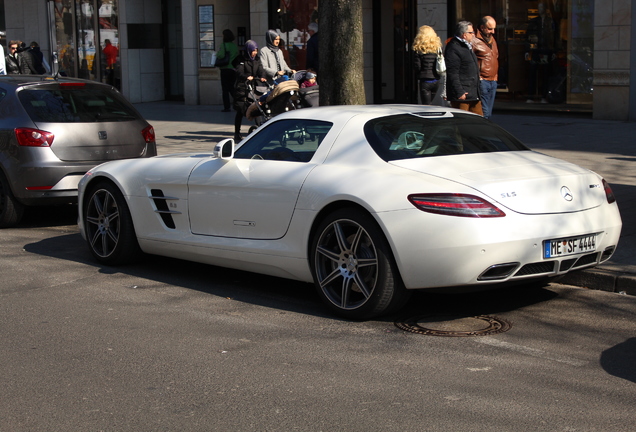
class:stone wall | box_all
[593,0,632,120]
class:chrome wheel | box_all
[311,209,410,319]
[86,187,120,258]
[314,218,379,310]
[83,181,140,265]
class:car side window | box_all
[234,119,332,162]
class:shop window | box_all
[454,0,593,105]
[267,0,320,71]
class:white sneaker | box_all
[541,98,548,104]
[526,99,534,104]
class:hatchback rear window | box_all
[364,113,530,161]
[18,86,140,123]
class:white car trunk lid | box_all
[390,151,606,214]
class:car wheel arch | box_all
[307,200,399,271]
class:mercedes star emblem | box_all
[561,186,573,201]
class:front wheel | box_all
[84,181,141,265]
[310,209,410,320]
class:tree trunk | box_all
[319,0,366,106]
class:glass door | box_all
[48,0,120,88]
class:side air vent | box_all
[150,189,181,229]
[514,261,556,277]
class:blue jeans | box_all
[479,80,498,119]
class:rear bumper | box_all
[3,142,155,206]
[376,204,623,289]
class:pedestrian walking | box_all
[306,22,319,73]
[6,41,22,74]
[259,30,295,83]
[217,29,239,112]
[233,40,267,141]
[445,21,483,115]
[473,16,499,119]
[413,25,443,105]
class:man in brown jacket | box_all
[472,16,499,119]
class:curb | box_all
[558,268,636,296]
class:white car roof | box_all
[275,104,473,122]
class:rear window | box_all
[364,113,529,162]
[18,86,140,123]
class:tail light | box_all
[15,128,54,147]
[408,193,506,218]
[141,125,155,143]
[602,179,616,204]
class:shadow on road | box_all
[600,337,636,383]
[23,230,560,324]
[17,204,78,228]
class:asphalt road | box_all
[1,207,634,431]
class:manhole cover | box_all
[395,314,511,337]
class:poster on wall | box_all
[198,5,215,67]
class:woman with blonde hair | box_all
[413,25,443,104]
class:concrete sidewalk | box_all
[134,101,636,295]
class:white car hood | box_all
[390,151,607,214]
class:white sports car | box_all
[78,105,622,319]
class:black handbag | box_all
[216,43,230,67]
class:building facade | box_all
[1,0,634,120]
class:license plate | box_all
[543,234,598,259]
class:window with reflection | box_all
[234,119,332,162]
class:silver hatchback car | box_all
[0,76,156,227]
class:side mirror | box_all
[214,138,235,160]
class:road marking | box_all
[475,337,588,366]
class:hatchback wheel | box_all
[84,181,141,265]
[0,172,25,228]
[310,209,410,320]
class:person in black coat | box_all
[233,40,267,141]
[444,21,483,115]
[6,41,23,74]
[413,25,443,105]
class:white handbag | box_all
[436,47,446,75]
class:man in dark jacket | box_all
[306,22,319,74]
[6,41,22,74]
[444,21,483,115]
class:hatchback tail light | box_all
[602,179,616,204]
[408,193,506,218]
[15,128,55,147]
[141,125,155,143]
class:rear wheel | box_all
[0,172,24,228]
[84,181,141,265]
[310,209,410,320]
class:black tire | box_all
[310,208,411,320]
[83,181,141,265]
[0,171,25,228]
[248,125,258,134]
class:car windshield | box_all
[18,86,140,123]
[364,113,530,162]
